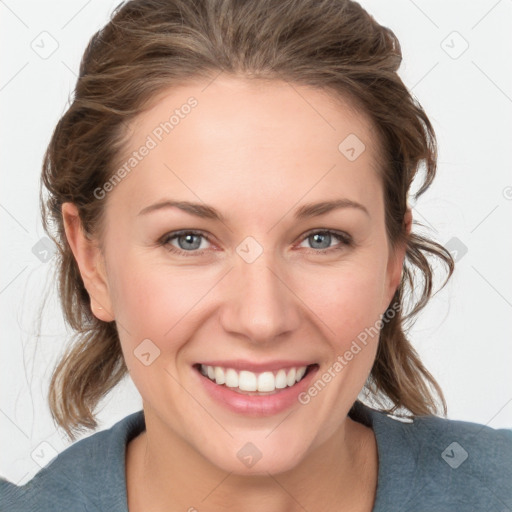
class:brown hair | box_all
[41,0,454,440]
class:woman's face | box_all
[82,76,404,474]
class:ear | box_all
[404,206,412,236]
[61,202,114,322]
[383,207,412,309]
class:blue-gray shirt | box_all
[1,401,511,511]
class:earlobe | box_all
[385,248,404,310]
[384,207,411,310]
[61,202,114,322]
[404,207,412,235]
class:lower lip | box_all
[194,365,319,416]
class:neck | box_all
[126,412,377,512]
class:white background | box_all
[1,0,511,485]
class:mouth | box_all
[193,362,319,396]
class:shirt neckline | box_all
[112,401,414,511]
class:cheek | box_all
[289,262,387,441]
[107,253,221,357]
[297,261,388,347]
[107,259,208,407]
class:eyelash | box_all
[158,229,353,257]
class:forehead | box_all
[108,76,384,216]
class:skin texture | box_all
[62,76,410,511]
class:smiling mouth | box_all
[193,363,319,395]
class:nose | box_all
[219,251,301,346]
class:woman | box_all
[1,0,511,510]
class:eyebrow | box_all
[137,198,369,221]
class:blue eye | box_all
[160,230,211,254]
[158,229,352,257]
[298,230,352,253]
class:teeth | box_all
[225,368,238,388]
[286,368,296,387]
[214,366,225,385]
[239,370,257,391]
[296,366,307,382]
[258,371,275,392]
[275,369,287,389]
[199,364,310,392]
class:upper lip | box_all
[196,359,317,373]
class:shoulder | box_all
[0,410,145,512]
[366,404,512,511]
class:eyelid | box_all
[297,228,352,245]
[158,229,214,255]
[159,228,353,256]
[294,228,353,252]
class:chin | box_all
[200,435,312,476]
